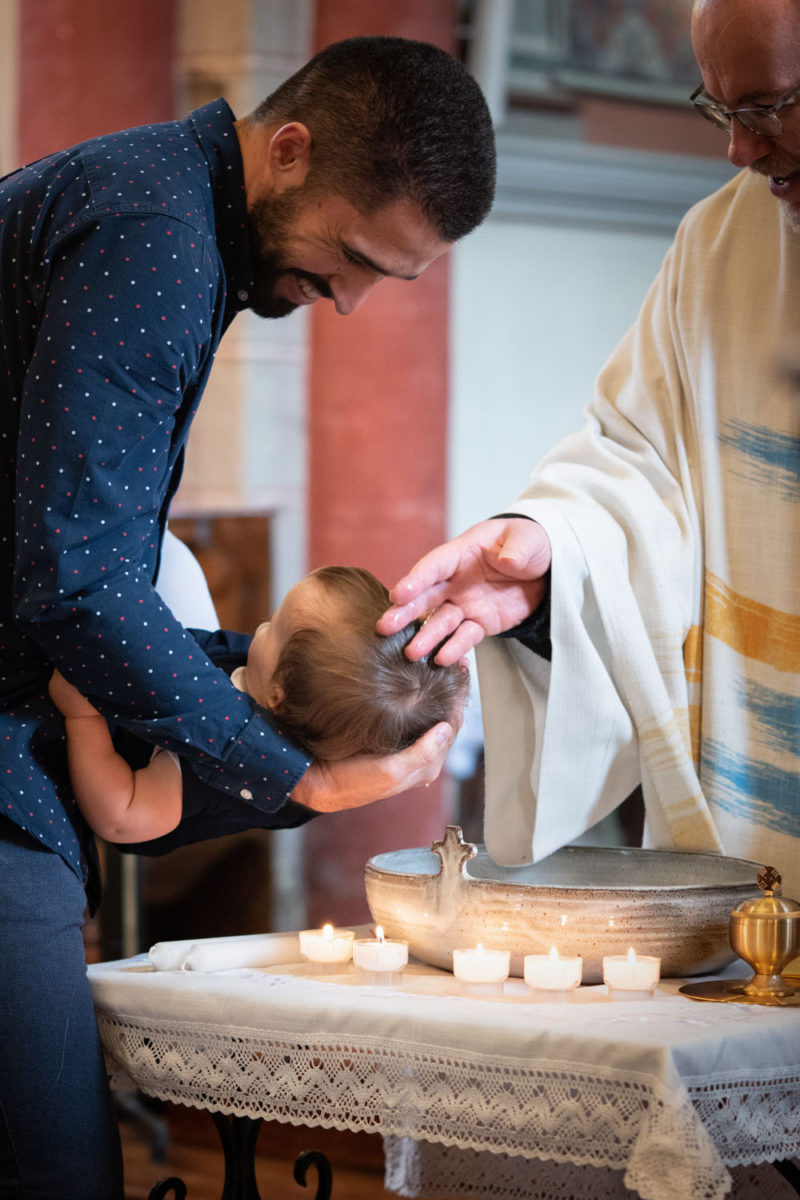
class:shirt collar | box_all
[190,98,255,315]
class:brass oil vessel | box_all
[681,866,800,1006]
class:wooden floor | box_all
[120,1103,393,1200]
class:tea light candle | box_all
[298,924,354,970]
[353,926,408,984]
[524,946,583,1000]
[603,948,661,999]
[452,943,510,996]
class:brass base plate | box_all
[679,979,800,1006]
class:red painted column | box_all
[18,0,176,163]
[305,1,459,925]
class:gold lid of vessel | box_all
[730,865,800,919]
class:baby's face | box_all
[243,574,331,707]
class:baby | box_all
[49,566,469,844]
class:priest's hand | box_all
[377,517,551,665]
[290,717,460,813]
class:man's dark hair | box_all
[249,36,496,242]
[270,566,469,761]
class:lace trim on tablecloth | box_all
[686,1068,800,1166]
[93,1012,792,1200]
[381,1065,800,1200]
[382,1141,800,1200]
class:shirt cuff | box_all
[187,707,312,816]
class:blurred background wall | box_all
[2,0,733,945]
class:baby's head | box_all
[240,566,469,761]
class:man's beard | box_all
[779,198,800,234]
[245,188,332,318]
[750,152,800,233]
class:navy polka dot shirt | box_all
[0,100,312,891]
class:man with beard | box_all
[0,36,495,1200]
[380,0,800,975]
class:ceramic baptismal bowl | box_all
[364,826,762,983]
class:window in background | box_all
[508,0,697,107]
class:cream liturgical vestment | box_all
[477,168,800,902]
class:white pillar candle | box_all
[298,924,354,967]
[452,943,510,995]
[603,948,661,999]
[524,946,582,999]
[353,926,408,983]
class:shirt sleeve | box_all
[118,759,319,858]
[13,213,311,813]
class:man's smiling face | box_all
[692,0,800,229]
[245,185,451,320]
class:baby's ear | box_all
[265,678,285,710]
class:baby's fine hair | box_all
[270,566,469,761]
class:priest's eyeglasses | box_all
[690,82,800,137]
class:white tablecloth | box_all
[88,937,800,1200]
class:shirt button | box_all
[240,788,253,800]
[237,289,249,302]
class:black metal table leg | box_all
[148,1180,188,1200]
[146,1113,334,1200]
[293,1150,333,1200]
[211,1113,264,1200]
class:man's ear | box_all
[267,122,312,192]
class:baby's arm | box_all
[48,670,183,842]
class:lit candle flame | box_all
[627,947,637,963]
[560,914,567,927]
[549,946,559,962]
[375,925,385,943]
[322,924,334,939]
[476,942,484,954]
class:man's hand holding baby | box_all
[290,717,459,812]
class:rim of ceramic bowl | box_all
[364,844,763,893]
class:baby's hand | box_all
[48,670,101,719]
